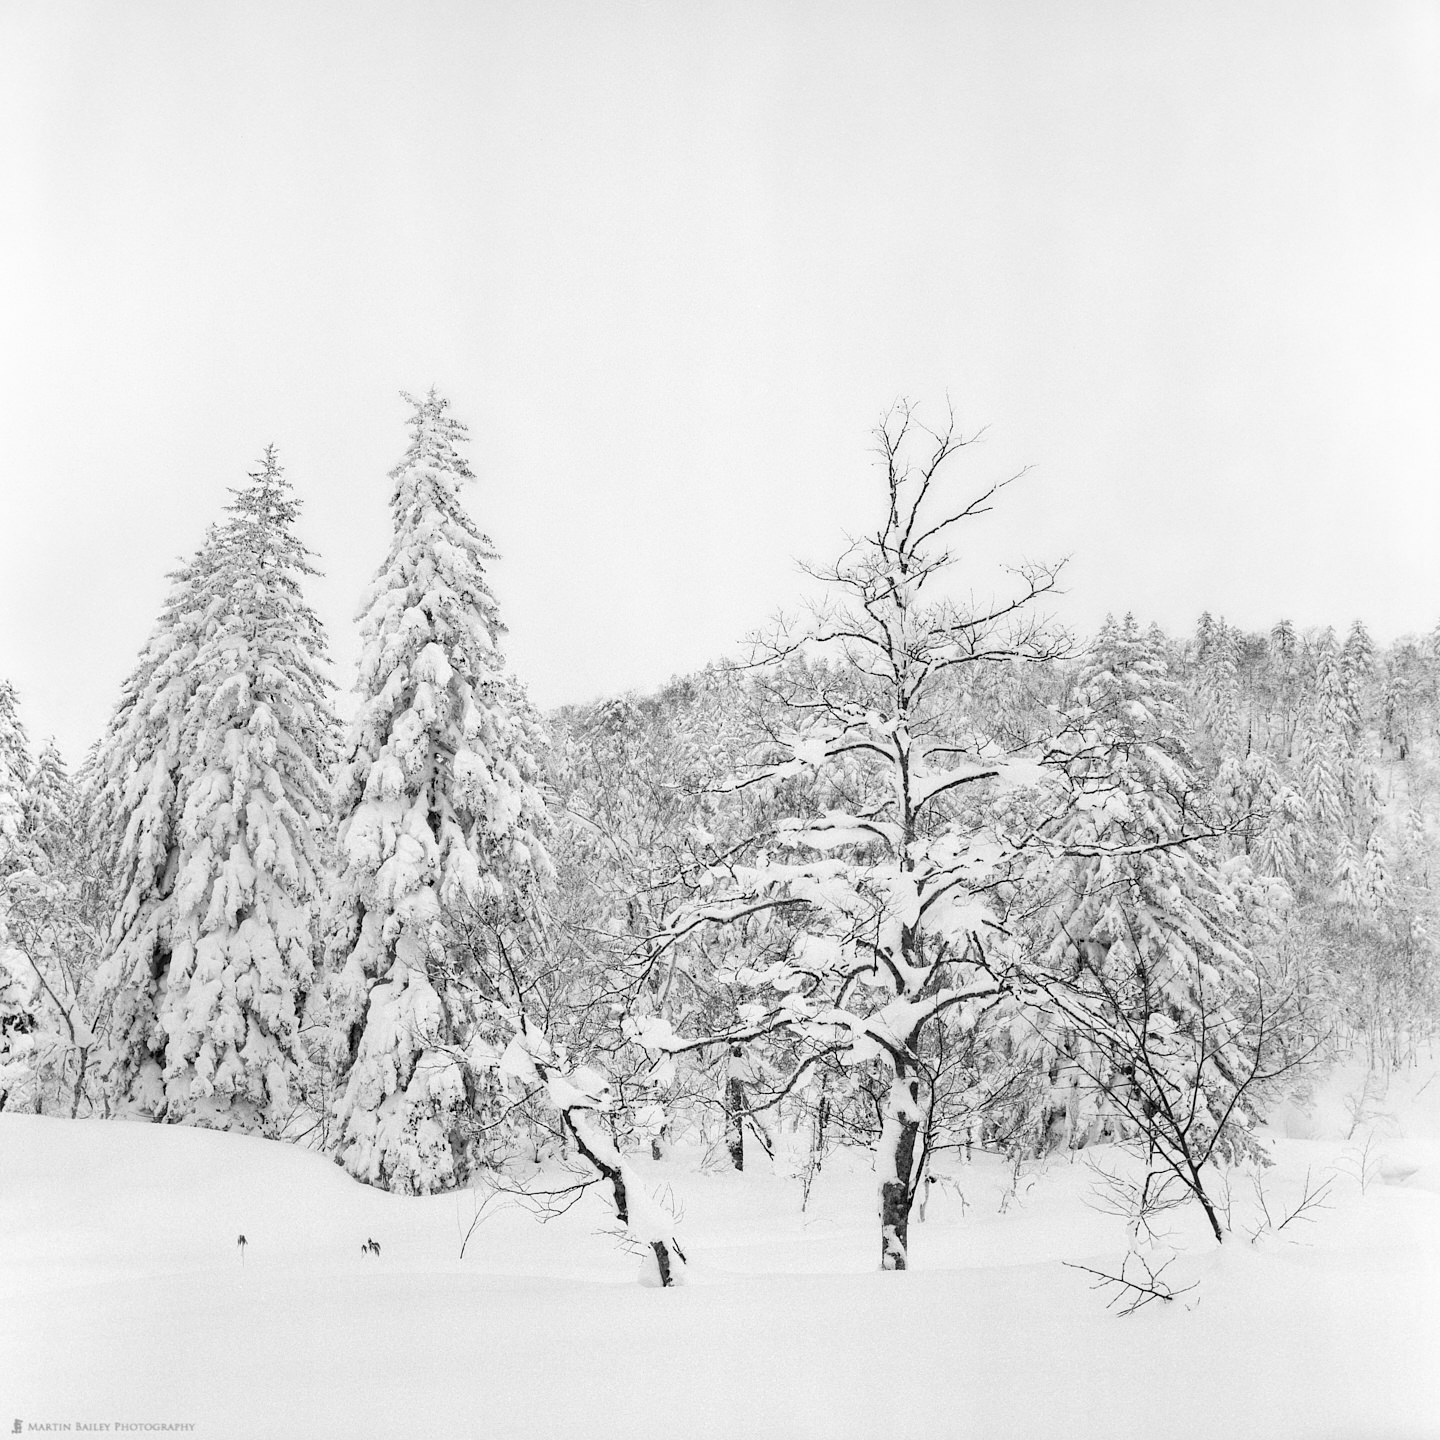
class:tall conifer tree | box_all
[95,450,333,1126]
[92,532,233,1111]
[159,447,336,1130]
[327,391,551,1195]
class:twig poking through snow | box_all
[1247,1167,1334,1242]
[1063,1252,1197,1316]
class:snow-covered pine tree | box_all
[1268,619,1302,754]
[159,446,336,1132]
[1252,780,1312,883]
[1361,828,1390,919]
[92,528,234,1113]
[327,390,552,1195]
[0,681,31,800]
[0,687,32,853]
[1190,616,1243,772]
[1340,619,1375,746]
[1295,636,1351,875]
[25,738,77,865]
[1379,638,1428,761]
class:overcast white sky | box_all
[2,1,1436,764]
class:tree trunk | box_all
[69,1046,90,1119]
[812,1093,830,1171]
[1188,1160,1225,1245]
[878,1068,922,1271]
[726,1043,745,1171]
[564,1107,685,1287]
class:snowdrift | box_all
[4,1062,1439,1440]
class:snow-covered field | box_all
[4,1062,1439,1440]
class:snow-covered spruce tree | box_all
[157,446,336,1131]
[1340,619,1375,748]
[1295,634,1353,874]
[1268,619,1304,759]
[326,391,551,1195]
[1024,618,1294,1243]
[1380,636,1429,761]
[25,738,77,864]
[0,681,32,798]
[92,529,234,1113]
[1189,615,1243,774]
[631,404,1067,1271]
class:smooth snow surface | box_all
[4,1062,1440,1439]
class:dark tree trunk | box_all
[878,1069,922,1271]
[563,1108,685,1287]
[1187,1159,1225,1244]
[565,1113,630,1214]
[726,1044,745,1171]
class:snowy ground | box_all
[4,1062,1440,1440]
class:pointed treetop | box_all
[1078,613,1188,756]
[1194,611,1216,659]
[220,446,323,604]
[395,389,475,488]
[0,679,30,762]
[227,444,302,534]
[1342,619,1375,674]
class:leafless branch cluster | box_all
[1063,1251,1198,1316]
[1246,1166,1334,1242]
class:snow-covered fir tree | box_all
[95,450,334,1127]
[0,689,31,859]
[91,528,235,1111]
[1340,619,1375,746]
[1268,619,1303,757]
[1190,615,1243,771]
[25,738,77,866]
[1296,635,1352,872]
[326,391,552,1195]
[157,446,336,1131]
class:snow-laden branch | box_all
[499,1024,688,1287]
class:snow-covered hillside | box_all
[4,1060,1438,1440]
